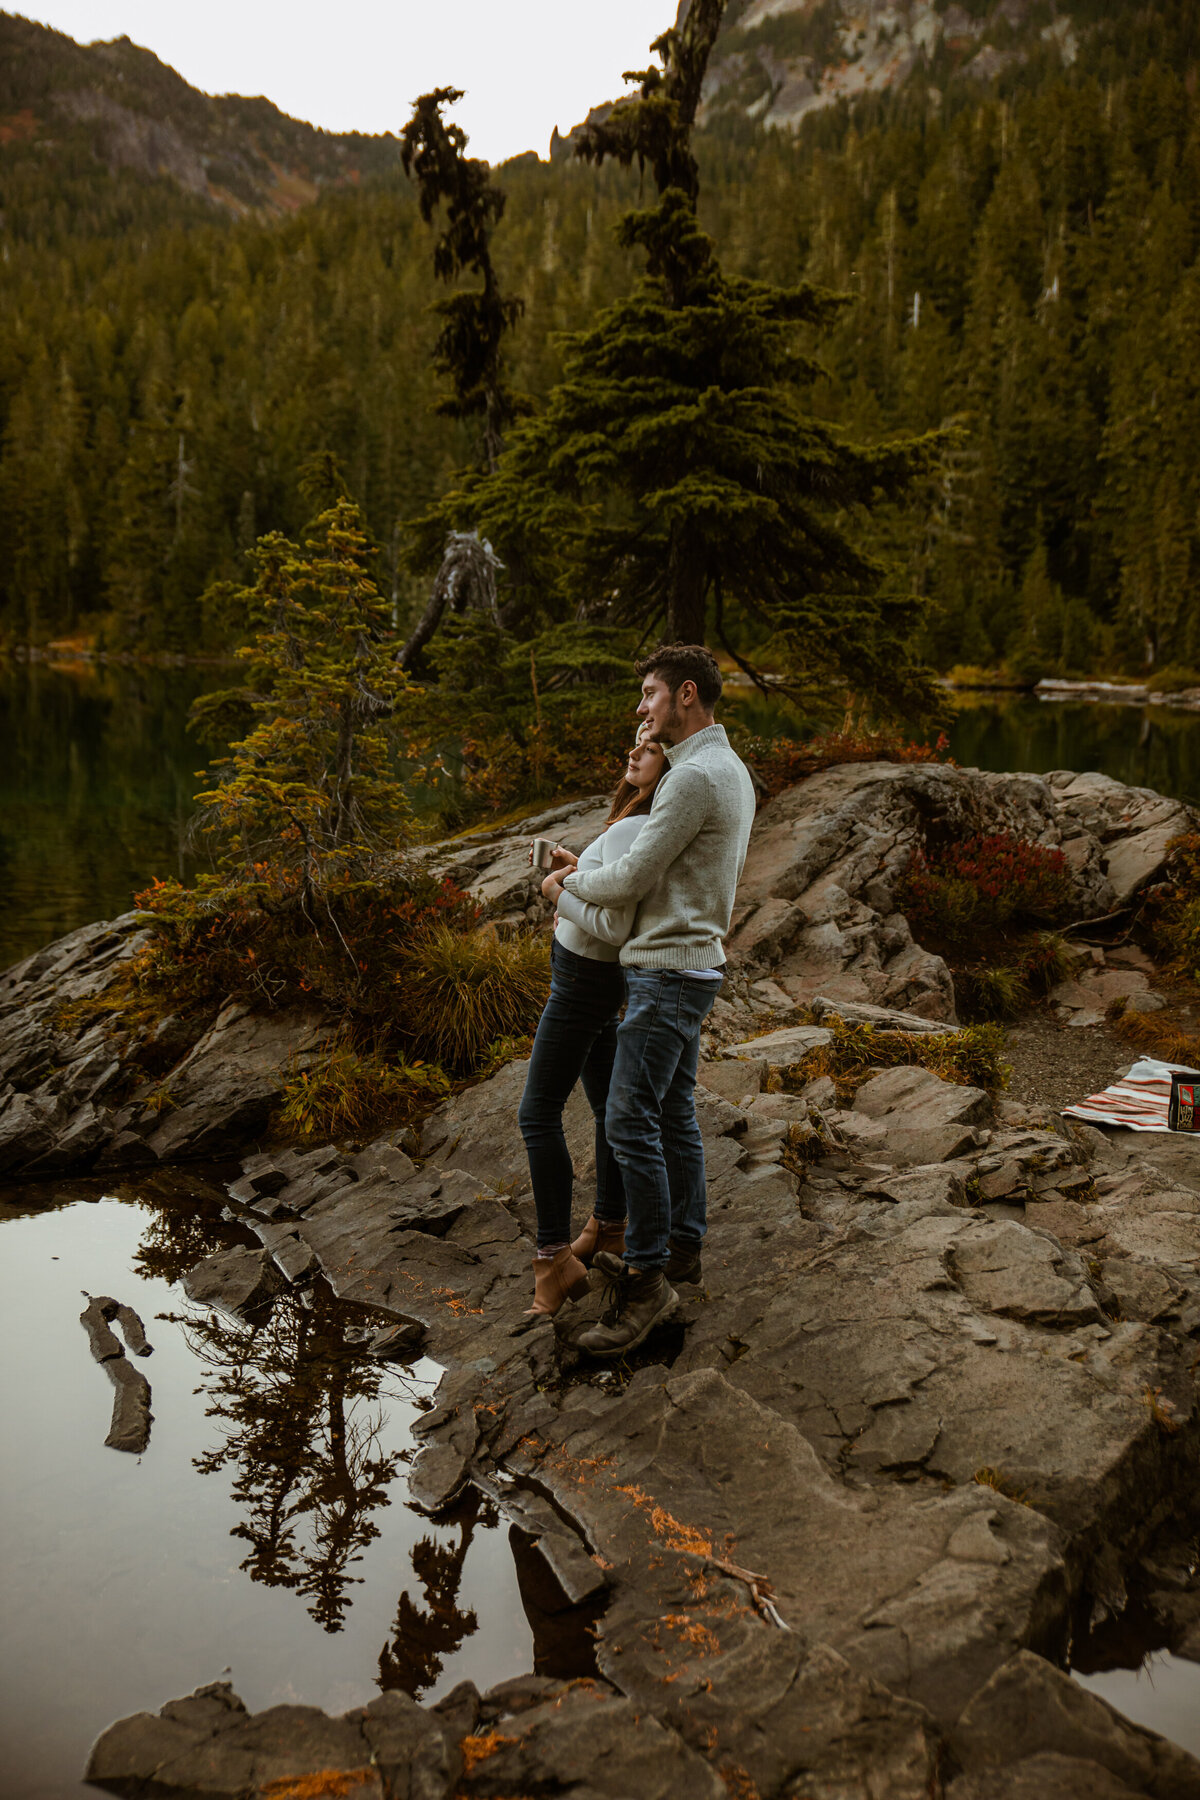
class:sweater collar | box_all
[663,722,728,767]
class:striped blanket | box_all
[1062,1058,1200,1133]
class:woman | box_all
[517,728,668,1317]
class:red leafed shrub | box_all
[739,728,953,802]
[898,832,1074,947]
[129,867,481,1022]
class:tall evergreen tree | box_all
[443,1,941,719]
[398,90,529,666]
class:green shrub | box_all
[1143,833,1200,982]
[957,964,1029,1020]
[278,1044,449,1140]
[131,865,480,1024]
[401,926,551,1073]
[955,933,1075,1021]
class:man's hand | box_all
[541,872,564,903]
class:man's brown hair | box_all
[634,643,723,710]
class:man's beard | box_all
[658,698,685,743]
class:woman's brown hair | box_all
[603,739,667,829]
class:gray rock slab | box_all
[144,1004,326,1162]
[113,1303,152,1356]
[103,1354,151,1453]
[696,1056,767,1102]
[80,1297,123,1361]
[947,1752,1147,1799]
[951,1650,1200,1800]
[863,1162,972,1207]
[85,1681,383,1800]
[811,994,958,1034]
[721,1024,832,1062]
[853,1064,990,1127]
[181,1244,282,1317]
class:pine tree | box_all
[444,1,942,721]
[191,497,415,907]
[398,89,529,665]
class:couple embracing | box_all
[518,643,756,1357]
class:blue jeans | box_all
[604,970,723,1270]
[518,939,627,1250]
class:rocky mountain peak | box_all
[692,0,1081,132]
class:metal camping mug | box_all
[530,837,558,871]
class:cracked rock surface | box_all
[92,1007,1200,1798]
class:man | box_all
[544,643,756,1356]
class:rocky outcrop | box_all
[719,759,1182,1025]
[696,0,1083,135]
[0,761,1191,1181]
[82,980,1200,1796]
[0,915,329,1180]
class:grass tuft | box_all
[1110,1009,1200,1070]
[277,1043,449,1140]
[401,926,550,1074]
[973,1466,1032,1507]
[779,1015,1009,1105]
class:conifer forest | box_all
[2,0,1200,693]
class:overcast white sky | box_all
[22,1,677,162]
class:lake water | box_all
[3,659,1199,974]
[0,1180,540,1800]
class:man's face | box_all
[636,674,684,741]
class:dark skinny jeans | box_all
[518,938,627,1251]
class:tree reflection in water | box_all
[378,1491,493,1697]
[138,1201,489,1683]
[163,1272,411,1632]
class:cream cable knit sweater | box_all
[558,723,756,970]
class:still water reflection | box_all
[946,693,1200,806]
[0,660,226,970]
[0,1186,533,1800]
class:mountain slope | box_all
[0,11,404,218]
[691,0,1192,132]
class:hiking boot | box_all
[570,1214,627,1268]
[524,1247,590,1318]
[578,1251,677,1358]
[665,1237,703,1286]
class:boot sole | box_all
[667,1264,702,1286]
[579,1287,679,1359]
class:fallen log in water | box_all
[79,1293,152,1454]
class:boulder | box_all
[103,1355,152,1454]
[144,1002,326,1161]
[951,1650,1200,1800]
[85,1683,385,1800]
[181,1244,282,1317]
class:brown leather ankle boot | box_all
[571,1214,627,1268]
[524,1247,590,1318]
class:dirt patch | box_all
[1002,964,1200,1116]
[1002,1012,1135,1115]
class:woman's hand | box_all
[541,872,564,903]
[549,847,578,874]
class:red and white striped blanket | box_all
[1062,1058,1200,1133]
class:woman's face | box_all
[625,738,666,796]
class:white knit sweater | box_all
[553,814,645,962]
[560,723,756,970]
